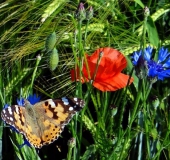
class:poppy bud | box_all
[48,48,59,71]
[45,32,57,52]
[86,6,93,20]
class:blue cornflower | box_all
[16,94,41,106]
[17,97,24,106]
[3,104,9,109]
[132,46,153,65]
[158,47,170,63]
[132,46,170,81]
[27,94,41,105]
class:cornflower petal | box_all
[157,70,170,80]
[17,98,24,106]
[132,46,170,81]
[158,47,170,63]
[163,58,170,68]
[148,60,170,80]
[132,46,153,66]
[144,46,153,61]
[3,104,9,109]
[27,94,41,105]
[131,50,142,66]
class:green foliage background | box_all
[0,0,170,160]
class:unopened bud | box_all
[150,96,159,110]
[86,6,93,20]
[76,3,86,21]
[68,137,76,149]
[110,104,118,117]
[144,6,150,17]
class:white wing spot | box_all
[62,97,69,105]
[74,97,78,101]
[10,117,13,121]
[69,107,73,111]
[8,107,12,115]
[48,100,56,108]
[15,106,19,114]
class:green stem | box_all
[117,67,134,132]
[67,147,72,160]
[102,91,109,121]
[143,111,151,159]
[153,123,170,159]
[74,19,83,160]
[142,80,151,158]
[110,81,143,160]
[77,20,83,97]
[129,81,143,128]
[83,20,89,47]
[30,55,41,90]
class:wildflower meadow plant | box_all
[129,46,170,159]
[132,46,170,83]
[70,47,134,159]
[71,47,133,91]
[1,1,170,160]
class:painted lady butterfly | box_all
[1,97,85,148]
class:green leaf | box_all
[134,0,144,8]
[150,128,158,139]
[125,56,139,91]
[146,16,159,48]
[81,145,96,160]
[156,140,161,151]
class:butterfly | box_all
[1,97,85,148]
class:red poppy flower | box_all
[71,47,133,91]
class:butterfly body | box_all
[1,97,85,148]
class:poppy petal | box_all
[93,73,133,91]
[88,47,127,72]
[70,47,133,92]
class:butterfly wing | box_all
[26,97,84,148]
[1,97,85,148]
[31,97,85,148]
[40,97,85,125]
[1,105,26,135]
[1,104,42,147]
